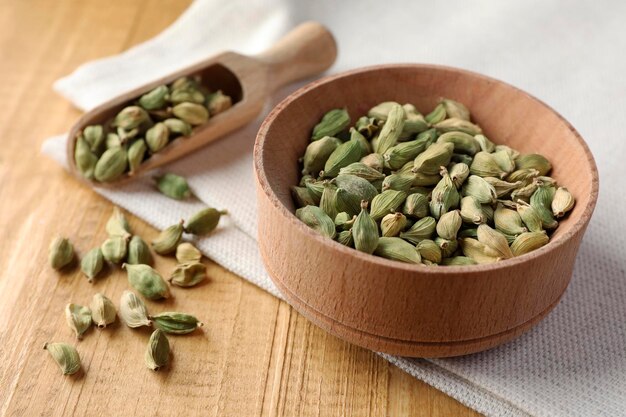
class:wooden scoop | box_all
[66,21,337,185]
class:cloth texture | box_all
[42,1,626,416]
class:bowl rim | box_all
[254,63,600,274]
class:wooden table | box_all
[0,1,482,415]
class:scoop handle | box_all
[256,21,337,92]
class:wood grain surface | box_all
[0,1,481,416]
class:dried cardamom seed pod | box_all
[334,212,355,231]
[441,98,470,121]
[152,221,184,254]
[74,135,98,179]
[474,134,495,153]
[470,152,507,179]
[368,101,398,121]
[139,85,169,110]
[302,136,341,176]
[163,118,192,136]
[355,116,379,138]
[339,162,385,181]
[350,127,372,156]
[399,216,436,244]
[90,293,116,328]
[155,173,191,200]
[333,174,378,206]
[374,237,421,264]
[441,256,477,266]
[184,208,228,236]
[44,342,81,375]
[101,236,129,264]
[323,139,362,178]
[123,263,170,300]
[127,235,153,265]
[425,103,446,124]
[510,179,539,203]
[319,182,339,219]
[477,224,513,259]
[336,230,354,246]
[169,262,207,287]
[402,193,429,218]
[375,103,405,155]
[94,147,128,182]
[434,117,482,135]
[383,136,429,170]
[381,212,407,237]
[65,303,92,340]
[484,177,522,198]
[150,312,203,334]
[80,248,104,283]
[460,196,486,225]
[462,175,497,204]
[515,154,552,176]
[83,125,105,152]
[145,122,170,153]
[382,173,415,192]
[170,88,205,105]
[435,236,459,258]
[106,207,132,238]
[49,236,74,270]
[412,142,454,175]
[176,242,202,264]
[494,144,520,159]
[430,169,460,219]
[436,131,480,155]
[119,290,151,328]
[113,106,149,130]
[492,150,516,174]
[494,204,528,236]
[551,187,575,218]
[360,153,385,172]
[353,201,379,254]
[516,201,543,232]
[411,170,442,186]
[511,231,549,256]
[436,210,462,240]
[530,185,559,229]
[335,188,361,217]
[172,102,209,125]
[458,227,479,239]
[416,239,442,264]
[117,126,139,143]
[170,75,198,91]
[292,186,317,207]
[400,105,429,138]
[459,238,501,264]
[295,205,336,239]
[127,139,147,173]
[370,190,407,221]
[303,180,324,205]
[311,108,350,141]
[206,90,232,115]
[449,163,470,188]
[105,132,121,149]
[507,168,540,184]
[145,329,170,371]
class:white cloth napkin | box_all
[43,1,626,416]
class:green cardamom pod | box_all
[301,136,341,176]
[416,239,442,264]
[515,154,552,176]
[339,162,385,182]
[400,104,429,138]
[530,185,559,229]
[551,187,575,218]
[441,98,470,121]
[511,231,549,256]
[436,210,462,240]
[119,290,151,328]
[334,212,355,231]
[101,236,129,264]
[430,169,460,219]
[374,237,421,264]
[44,342,81,375]
[353,201,379,253]
[124,263,170,300]
[171,76,198,91]
[163,118,192,136]
[477,224,513,259]
[484,177,522,198]
[436,236,459,258]
[367,102,398,121]
[333,174,378,202]
[370,189,407,221]
[106,132,122,149]
[474,134,496,153]
[355,116,379,138]
[65,303,92,340]
[117,126,139,143]
[145,329,170,371]
[311,108,350,141]
[184,208,228,235]
[152,221,184,254]
[322,139,362,178]
[402,193,429,218]
[172,102,209,125]
[139,85,169,110]
[382,173,415,192]
[74,135,98,179]
[510,179,539,203]
[170,87,205,105]
[383,136,430,171]
[94,147,128,182]
[150,312,203,334]
[494,204,528,236]
[425,103,446,124]
[399,216,436,244]
[447,162,469,189]
[470,152,507,178]
[291,186,318,207]
[175,242,202,264]
[516,201,543,233]
[80,248,103,282]
[319,182,339,219]
[127,139,147,173]
[441,256,477,266]
[83,125,105,153]
[206,90,232,115]
[507,168,540,184]
[434,117,482,135]
[49,236,74,270]
[146,122,170,153]
[462,175,497,204]
[295,205,336,239]
[381,212,407,237]
[155,173,191,200]
[360,153,385,172]
[113,106,149,130]
[127,235,153,265]
[460,196,486,225]
[492,150,516,174]
[459,238,501,264]
[375,103,405,155]
[350,127,372,156]
[436,131,480,155]
[335,188,361,217]
[106,207,132,238]
[169,262,207,287]
[336,230,354,247]
[90,293,116,328]
[412,142,454,175]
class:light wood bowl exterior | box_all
[254,64,599,358]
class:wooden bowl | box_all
[253,64,599,358]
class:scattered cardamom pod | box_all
[101,236,129,264]
[169,262,207,287]
[44,342,81,375]
[49,236,74,270]
[155,173,192,200]
[184,207,228,235]
[119,290,151,328]
[150,312,203,334]
[175,242,202,264]
[127,235,153,265]
[163,118,192,136]
[90,293,116,328]
[106,207,132,238]
[123,263,170,300]
[65,303,92,340]
[80,248,104,282]
[152,220,184,254]
[145,329,170,371]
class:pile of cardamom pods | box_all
[74,75,233,182]
[44,203,227,374]
[293,99,575,265]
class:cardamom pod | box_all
[295,205,336,239]
[474,134,495,153]
[150,312,203,335]
[492,150,516,174]
[323,139,362,178]
[399,216,436,244]
[400,105,429,138]
[551,187,575,218]
[436,236,459,258]
[470,152,507,178]
[339,162,385,181]
[336,230,354,246]
[302,136,341,176]
[459,238,501,264]
[291,186,318,207]
[113,106,149,130]
[163,118,192,136]
[507,168,540,184]
[436,210,462,240]
[139,85,169,110]
[127,235,153,265]
[319,182,339,219]
[94,147,128,182]
[83,125,105,152]
[402,193,429,218]
[368,101,398,121]
[334,212,356,231]
[105,132,122,149]
[516,201,543,232]
[462,175,497,204]
[515,154,552,176]
[353,200,379,254]
[381,212,407,237]
[430,169,460,219]
[145,123,169,153]
[127,139,147,173]
[425,103,446,124]
[477,224,513,259]
[335,188,361,217]
[90,293,116,328]
[484,177,522,198]
[206,90,232,115]
[169,262,207,287]
[355,116,379,138]
[412,142,454,175]
[74,135,98,179]
[123,263,170,300]
[155,173,191,200]
[374,237,421,264]
[530,185,559,229]
[494,204,528,236]
[152,221,184,254]
[311,108,351,141]
[175,242,202,264]
[119,290,151,328]
[370,189,407,221]
[436,131,480,155]
[333,174,379,205]
[510,179,539,203]
[375,103,405,155]
[101,236,129,264]
[170,88,205,105]
[434,117,482,135]
[360,152,385,172]
[350,127,372,156]
[65,303,92,340]
[460,196,486,225]
[80,248,104,282]
[184,207,228,235]
[49,236,74,270]
[44,342,81,375]
[172,102,209,125]
[383,136,429,170]
[441,98,470,121]
[145,329,170,371]
[449,162,470,188]
[495,144,520,159]
[416,239,442,264]
[106,206,131,238]
[511,231,549,256]
[382,173,415,192]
